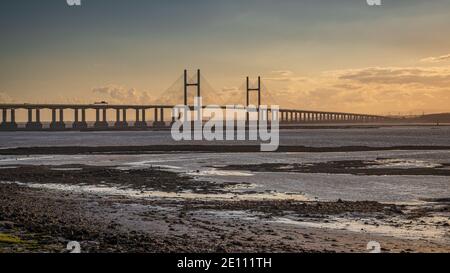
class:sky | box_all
[1,0,450,116]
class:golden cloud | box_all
[421,54,450,63]
[92,85,152,104]
[261,66,450,114]
[0,92,13,103]
[336,67,450,87]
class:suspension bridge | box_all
[0,70,387,131]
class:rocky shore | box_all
[1,164,449,253]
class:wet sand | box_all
[1,164,449,253]
[0,165,245,194]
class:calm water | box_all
[0,126,449,148]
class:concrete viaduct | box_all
[0,70,387,131]
[0,104,386,131]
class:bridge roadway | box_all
[0,103,387,131]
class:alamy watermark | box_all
[367,241,382,253]
[367,0,382,6]
[171,97,280,152]
[66,0,81,6]
[67,241,81,253]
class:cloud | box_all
[421,53,450,63]
[332,83,362,90]
[89,66,450,115]
[92,85,152,104]
[335,67,450,87]
[0,92,13,103]
[218,86,246,105]
[222,86,241,92]
[266,70,309,83]
[261,66,450,114]
[271,70,294,77]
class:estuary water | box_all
[0,126,449,203]
[0,126,449,148]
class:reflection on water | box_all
[0,126,449,203]
[1,181,309,202]
[272,216,449,242]
[1,150,449,203]
[371,159,442,169]
[187,169,254,177]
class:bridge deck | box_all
[0,103,388,131]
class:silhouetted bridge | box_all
[0,70,387,131]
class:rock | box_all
[0,221,15,229]
[232,241,243,246]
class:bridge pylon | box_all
[184,69,201,106]
[246,76,262,122]
[246,76,261,108]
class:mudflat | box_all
[0,164,449,253]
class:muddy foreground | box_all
[0,165,449,253]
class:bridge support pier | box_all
[153,108,166,128]
[113,109,128,129]
[94,108,109,129]
[50,109,65,130]
[134,109,148,128]
[0,109,18,130]
[72,108,88,130]
[25,108,43,130]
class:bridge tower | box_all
[246,76,262,122]
[246,76,261,108]
[184,69,201,106]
